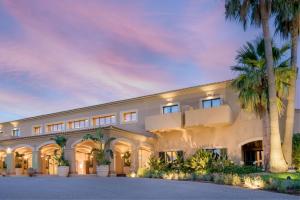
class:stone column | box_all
[5,152,13,174]
[32,150,40,173]
[131,146,139,172]
[64,148,76,174]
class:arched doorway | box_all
[0,150,6,171]
[74,140,98,175]
[242,140,263,167]
[114,140,132,176]
[13,146,33,175]
[40,144,60,175]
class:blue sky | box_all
[0,0,299,122]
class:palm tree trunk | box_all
[262,112,270,170]
[260,0,288,172]
[282,16,299,167]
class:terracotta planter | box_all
[15,168,23,176]
[1,169,7,176]
[57,166,69,177]
[96,165,109,177]
[123,166,130,175]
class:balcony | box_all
[145,112,182,132]
[185,105,233,128]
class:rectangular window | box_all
[202,98,221,109]
[94,115,116,126]
[162,104,179,114]
[122,111,137,123]
[205,148,227,159]
[33,126,42,135]
[47,123,64,132]
[159,151,184,163]
[69,119,88,129]
[12,128,20,137]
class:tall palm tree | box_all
[273,0,300,166]
[231,38,293,169]
[82,128,115,165]
[225,0,288,172]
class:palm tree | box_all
[51,135,69,166]
[225,0,288,172]
[272,0,300,166]
[82,128,115,165]
[231,38,294,169]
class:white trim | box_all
[238,137,263,148]
[160,102,180,114]
[120,109,138,124]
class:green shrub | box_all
[223,174,233,185]
[148,156,166,172]
[223,165,263,174]
[137,167,148,177]
[232,174,242,186]
[293,134,300,170]
[212,173,225,184]
[184,149,213,174]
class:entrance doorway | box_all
[74,140,98,175]
[242,140,263,167]
[40,144,60,175]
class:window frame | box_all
[93,113,116,127]
[200,97,223,109]
[46,121,65,133]
[120,110,138,124]
[159,150,184,163]
[68,118,89,129]
[12,128,21,137]
[32,125,43,135]
[161,103,180,114]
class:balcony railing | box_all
[145,112,182,132]
[185,105,233,128]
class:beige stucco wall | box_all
[0,80,298,171]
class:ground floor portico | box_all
[0,126,155,176]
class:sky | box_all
[0,0,299,122]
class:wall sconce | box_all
[6,147,12,154]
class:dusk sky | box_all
[0,0,299,122]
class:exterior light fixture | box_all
[6,147,12,154]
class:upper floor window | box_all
[12,128,20,137]
[202,98,222,109]
[121,111,137,123]
[47,123,64,132]
[33,126,42,135]
[162,104,179,114]
[69,119,89,129]
[94,115,116,126]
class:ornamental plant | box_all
[82,128,115,166]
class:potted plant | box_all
[51,135,70,177]
[15,152,24,176]
[122,151,131,175]
[15,163,23,176]
[82,128,115,177]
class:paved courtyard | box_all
[0,176,298,200]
